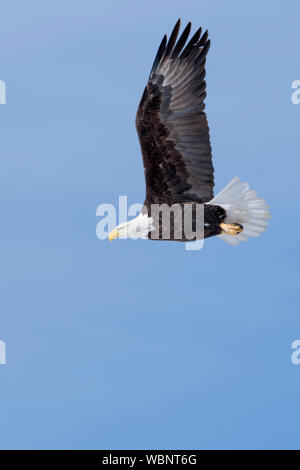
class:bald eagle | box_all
[109,19,270,244]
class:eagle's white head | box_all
[108,213,154,241]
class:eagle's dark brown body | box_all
[143,202,226,242]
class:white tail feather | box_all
[209,177,271,245]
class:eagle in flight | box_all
[109,19,270,245]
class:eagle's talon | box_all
[220,222,243,236]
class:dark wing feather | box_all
[136,19,214,206]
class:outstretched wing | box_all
[136,19,214,207]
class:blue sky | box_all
[0,0,299,450]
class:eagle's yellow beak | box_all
[108,228,120,241]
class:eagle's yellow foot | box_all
[220,222,243,236]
